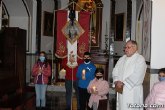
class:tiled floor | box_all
[45,92,76,110]
[43,91,116,110]
[27,84,116,110]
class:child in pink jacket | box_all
[87,68,109,110]
[145,68,165,110]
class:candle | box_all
[61,68,66,73]
[82,69,86,75]
[93,86,96,92]
[82,69,86,80]
[59,68,66,79]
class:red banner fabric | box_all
[55,10,67,58]
[77,11,91,59]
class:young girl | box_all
[145,68,165,110]
[32,51,51,110]
[87,68,109,110]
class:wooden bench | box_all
[0,74,35,110]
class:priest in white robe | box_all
[112,40,147,110]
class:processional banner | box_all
[55,10,67,58]
[55,10,90,68]
[77,11,90,59]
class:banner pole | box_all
[71,67,74,110]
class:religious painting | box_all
[114,13,125,41]
[43,11,53,36]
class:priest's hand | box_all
[115,81,124,94]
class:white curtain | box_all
[142,0,152,62]
[136,0,152,62]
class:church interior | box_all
[0,0,165,110]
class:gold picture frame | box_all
[43,11,53,36]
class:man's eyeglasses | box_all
[124,46,134,49]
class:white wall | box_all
[114,0,127,56]
[24,0,37,83]
[3,0,27,16]
[131,0,137,40]
[150,0,165,69]
[57,0,69,9]
[25,0,37,53]
[149,0,165,90]
[9,16,28,29]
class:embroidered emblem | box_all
[78,42,86,55]
[69,51,76,65]
[57,42,66,55]
[62,20,84,44]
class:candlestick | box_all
[104,21,109,55]
[105,21,108,35]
